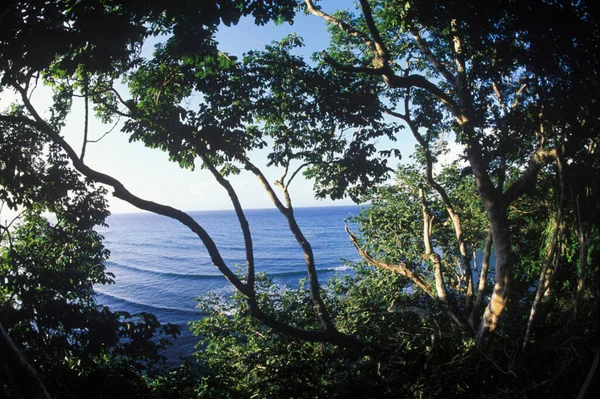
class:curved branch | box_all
[504,147,560,204]
[198,153,256,291]
[1,110,251,298]
[285,162,310,191]
[247,300,363,349]
[346,224,472,332]
[345,224,436,298]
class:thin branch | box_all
[0,323,51,399]
[87,116,121,143]
[411,28,456,87]
[510,83,528,109]
[198,153,256,292]
[345,224,436,298]
[80,72,89,161]
[387,104,474,311]
[469,228,493,326]
[245,159,336,333]
[284,162,310,191]
[304,0,378,55]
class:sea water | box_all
[94,205,362,361]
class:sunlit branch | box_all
[504,147,560,204]
[411,28,456,87]
[304,0,379,55]
[245,159,337,333]
[345,224,436,298]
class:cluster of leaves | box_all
[0,209,185,397]
[0,102,185,397]
[189,155,598,397]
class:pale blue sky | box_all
[67,2,412,214]
[2,1,457,218]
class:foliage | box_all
[0,209,183,398]
[0,0,599,397]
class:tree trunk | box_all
[523,217,560,351]
[469,228,493,327]
[476,205,511,346]
[0,322,51,399]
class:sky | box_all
[1,1,460,218]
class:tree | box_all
[1,0,397,349]
[0,1,598,396]
[0,110,183,397]
[304,0,599,345]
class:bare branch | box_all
[0,96,250,298]
[80,73,89,161]
[284,162,310,191]
[345,224,436,298]
[245,159,337,333]
[87,116,121,143]
[199,153,256,291]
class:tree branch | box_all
[411,28,456,87]
[345,224,436,298]
[198,153,256,292]
[504,147,560,204]
[304,0,378,55]
[0,108,251,298]
[357,0,389,60]
[244,159,337,334]
[80,72,89,161]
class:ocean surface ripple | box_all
[94,205,361,361]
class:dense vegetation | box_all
[1,0,598,397]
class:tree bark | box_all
[476,203,511,346]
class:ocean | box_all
[94,205,362,361]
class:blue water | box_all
[94,205,362,361]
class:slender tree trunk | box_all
[523,159,565,350]
[522,217,560,351]
[420,188,471,332]
[469,228,493,327]
[0,323,51,399]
